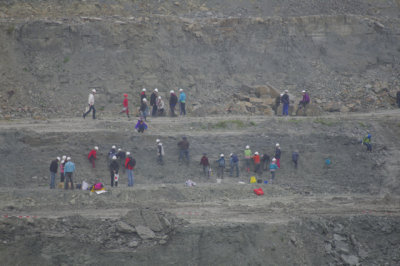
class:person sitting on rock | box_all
[296,90,310,115]
[362,133,372,152]
[135,118,148,133]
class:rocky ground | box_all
[0,111,399,265]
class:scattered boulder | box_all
[135,225,156,240]
[115,221,136,234]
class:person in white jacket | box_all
[83,89,96,119]
[156,96,165,116]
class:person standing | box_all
[275,143,281,168]
[179,88,186,116]
[125,152,135,187]
[261,152,270,171]
[88,146,98,168]
[244,145,252,172]
[157,140,165,165]
[60,155,66,182]
[362,133,372,152]
[109,155,119,187]
[200,153,210,178]
[270,158,278,181]
[157,96,165,116]
[397,91,400,108]
[216,154,225,178]
[116,148,126,173]
[296,90,310,115]
[83,89,96,119]
[253,151,262,176]
[64,157,75,190]
[49,157,60,189]
[140,98,148,121]
[177,136,190,163]
[169,90,178,117]
[229,153,239,177]
[292,150,299,169]
[140,88,147,103]
[281,90,289,116]
[120,93,129,118]
[150,88,158,117]
[274,94,283,115]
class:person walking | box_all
[49,157,60,189]
[275,143,281,168]
[261,152,270,171]
[177,136,190,163]
[281,90,289,116]
[179,88,186,116]
[244,145,252,172]
[200,153,210,178]
[119,93,130,118]
[60,155,66,182]
[109,155,119,187]
[274,94,283,115]
[296,90,310,115]
[88,146,98,168]
[216,154,225,178]
[229,153,239,177]
[270,158,278,181]
[125,152,135,187]
[157,96,165,116]
[64,157,75,190]
[150,88,158,117]
[157,140,165,165]
[140,88,147,103]
[169,90,178,117]
[292,150,299,169]
[362,133,372,152]
[140,98,148,121]
[83,89,96,119]
[135,118,148,133]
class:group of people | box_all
[49,156,76,189]
[274,90,311,116]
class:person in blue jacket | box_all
[64,157,76,190]
[216,154,225,178]
[135,118,148,133]
[229,153,240,177]
[179,88,186,116]
[281,90,289,116]
[269,158,278,181]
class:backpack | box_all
[128,158,136,168]
[218,158,225,167]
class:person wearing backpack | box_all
[125,152,136,187]
[179,88,186,116]
[83,89,96,119]
[150,88,158,117]
[88,146,98,168]
[229,153,240,177]
[216,154,225,178]
[109,156,119,187]
[108,145,117,162]
[169,90,178,117]
[49,157,60,189]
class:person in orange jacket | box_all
[253,151,261,175]
[88,146,98,168]
[120,93,129,118]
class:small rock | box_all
[128,241,138,247]
[159,240,167,245]
[135,225,156,240]
[333,234,346,241]
[116,221,136,233]
[341,254,359,265]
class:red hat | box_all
[123,93,128,97]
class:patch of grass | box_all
[287,118,301,124]
[63,56,70,63]
[6,25,15,35]
[358,122,367,128]
[23,67,28,72]
[249,121,256,126]
[313,118,336,126]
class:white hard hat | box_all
[112,155,117,160]
[220,154,224,157]
[126,151,130,156]
[154,88,158,92]
[302,90,306,93]
[179,88,183,92]
[230,153,233,157]
[255,152,259,155]
[61,160,65,164]
[143,98,147,102]
[158,96,162,99]
[62,155,67,160]
[117,148,121,151]
[284,90,288,93]
[142,88,146,92]
[57,157,61,161]
[170,90,174,93]
[112,145,116,149]
[280,93,283,96]
[272,158,276,161]
[276,143,280,147]
[94,146,99,150]
[92,89,96,93]
[156,139,160,143]
[67,157,71,161]
[245,145,250,149]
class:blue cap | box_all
[367,134,371,138]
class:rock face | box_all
[0,1,399,118]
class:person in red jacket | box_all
[120,93,129,118]
[88,146,98,168]
[200,153,210,178]
[125,152,135,187]
[253,151,261,175]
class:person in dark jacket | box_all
[397,91,400,108]
[109,155,119,187]
[150,88,158,116]
[292,150,299,169]
[140,98,148,121]
[275,143,281,168]
[200,153,210,177]
[281,90,290,116]
[169,90,178,117]
[117,148,126,173]
[216,154,225,178]
[229,153,239,177]
[274,93,283,115]
[261,152,270,170]
[140,88,147,103]
[49,157,60,189]
[177,136,190,163]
